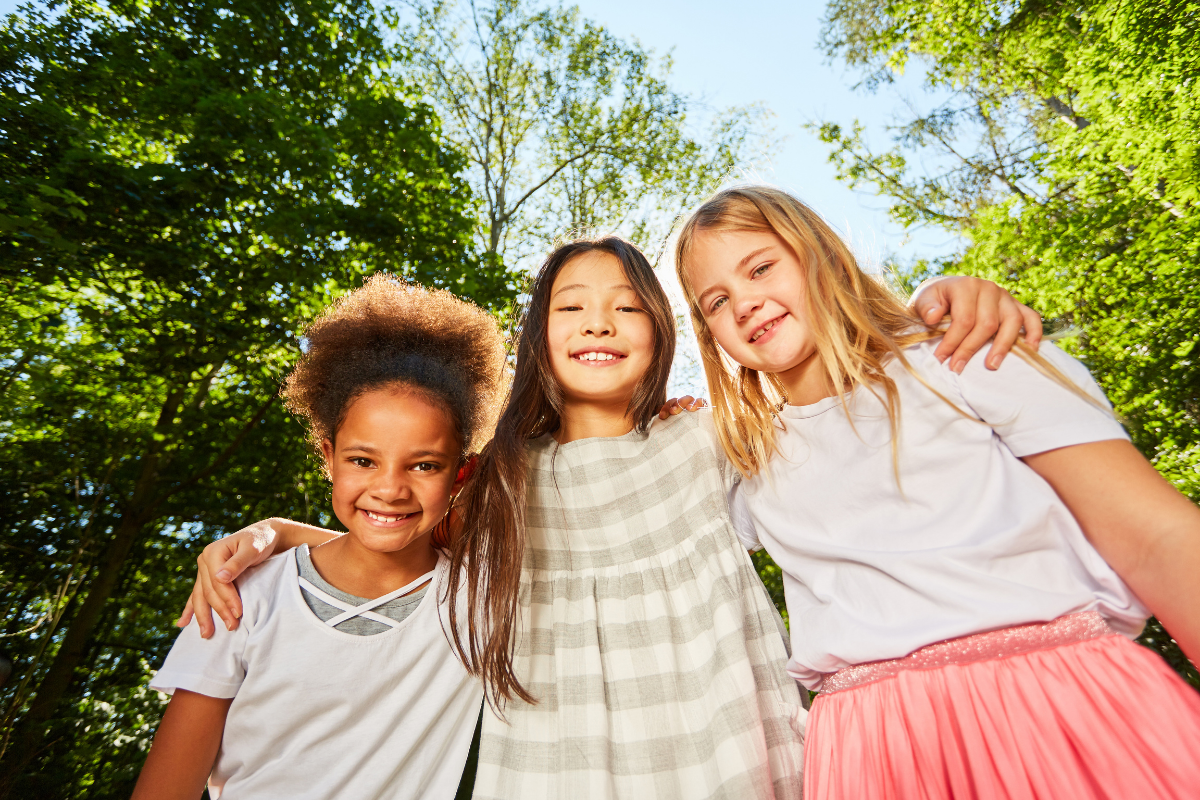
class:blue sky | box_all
[1,0,959,266]
[571,0,961,267]
[2,0,959,393]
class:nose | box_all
[732,291,763,322]
[369,465,412,505]
[581,307,614,337]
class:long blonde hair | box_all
[674,185,1096,479]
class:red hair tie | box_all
[456,455,478,484]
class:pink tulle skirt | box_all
[805,614,1200,799]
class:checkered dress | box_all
[473,411,806,800]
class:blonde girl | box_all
[674,185,1200,799]
[182,247,1040,799]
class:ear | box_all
[320,438,334,465]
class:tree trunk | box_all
[0,388,182,795]
[0,511,151,796]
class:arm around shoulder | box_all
[181,518,341,637]
[132,689,232,800]
[1023,439,1200,666]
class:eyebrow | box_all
[408,449,450,459]
[340,445,450,459]
[696,246,774,304]
[340,443,380,455]
[552,282,635,298]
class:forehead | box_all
[686,229,782,284]
[338,388,457,447]
[552,251,631,292]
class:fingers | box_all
[933,299,977,367]
[200,553,240,634]
[921,298,950,328]
[908,277,950,329]
[986,302,1024,369]
[945,284,1001,373]
[192,566,217,639]
[660,396,702,418]
[212,575,244,630]
[1019,303,1043,350]
[222,533,267,586]
[659,397,685,419]
[177,597,194,629]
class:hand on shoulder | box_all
[659,395,708,419]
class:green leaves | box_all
[0,0,514,793]
[399,0,771,261]
[820,0,1199,687]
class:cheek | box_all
[629,317,656,359]
[546,316,571,350]
[706,317,743,354]
[545,319,573,366]
[328,473,359,510]
[418,476,454,515]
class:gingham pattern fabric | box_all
[473,412,806,800]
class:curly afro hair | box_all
[283,274,507,460]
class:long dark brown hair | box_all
[446,236,676,710]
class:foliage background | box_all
[816,0,1199,686]
[1,0,1197,797]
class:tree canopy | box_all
[0,0,515,795]
[399,0,770,262]
[817,0,1198,685]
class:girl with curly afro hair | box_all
[138,275,505,800]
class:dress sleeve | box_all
[949,341,1129,457]
[150,606,250,699]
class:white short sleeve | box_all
[952,341,1129,457]
[150,610,249,699]
[728,481,762,552]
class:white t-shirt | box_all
[733,340,1147,690]
[151,551,482,800]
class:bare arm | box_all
[1023,439,1200,665]
[910,275,1043,372]
[178,518,340,638]
[131,690,233,800]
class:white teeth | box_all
[576,352,617,361]
[751,320,778,342]
[365,510,407,523]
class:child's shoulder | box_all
[233,550,295,598]
[648,404,710,438]
[648,406,731,471]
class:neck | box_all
[555,398,637,443]
[777,349,838,406]
[309,533,438,600]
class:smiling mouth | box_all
[572,350,626,363]
[360,509,418,524]
[750,315,786,343]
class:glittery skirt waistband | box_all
[820,612,1116,694]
